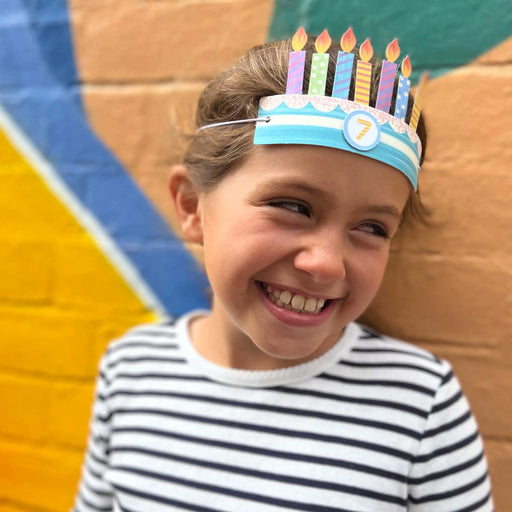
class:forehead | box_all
[228,145,412,205]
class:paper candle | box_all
[308,29,332,95]
[376,38,400,112]
[286,27,308,94]
[409,71,429,131]
[354,39,373,105]
[332,27,356,99]
[394,56,412,120]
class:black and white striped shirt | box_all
[73,311,493,512]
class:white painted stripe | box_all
[0,103,167,319]
[265,114,419,167]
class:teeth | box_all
[280,290,291,304]
[291,295,305,309]
[262,283,328,315]
[304,298,317,312]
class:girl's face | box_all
[187,145,410,369]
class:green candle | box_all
[307,29,332,96]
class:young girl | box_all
[73,30,493,511]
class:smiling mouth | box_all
[257,281,331,315]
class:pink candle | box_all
[286,27,308,94]
[376,39,400,113]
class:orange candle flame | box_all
[340,27,356,52]
[359,38,374,62]
[292,27,308,52]
[315,29,332,53]
[385,38,400,63]
[401,55,412,78]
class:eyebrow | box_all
[254,179,403,219]
[363,205,403,219]
[253,179,326,199]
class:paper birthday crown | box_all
[199,27,428,190]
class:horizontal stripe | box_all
[110,445,406,505]
[104,387,424,437]
[414,431,479,463]
[318,372,435,396]
[409,451,484,485]
[113,426,408,483]
[339,360,443,378]
[110,465,367,512]
[106,356,186,369]
[409,471,488,504]
[107,408,414,461]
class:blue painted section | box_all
[0,0,210,315]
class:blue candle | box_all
[332,28,356,99]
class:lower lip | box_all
[257,283,338,328]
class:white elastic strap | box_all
[197,116,270,133]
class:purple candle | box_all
[332,27,356,99]
[286,27,307,94]
[376,39,400,112]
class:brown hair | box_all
[183,37,428,223]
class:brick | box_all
[70,0,273,81]
[0,306,96,377]
[81,86,147,169]
[362,255,512,347]
[393,170,512,258]
[0,440,82,511]
[476,36,512,64]
[82,82,205,170]
[0,373,94,447]
[49,381,95,448]
[0,173,83,237]
[0,306,151,377]
[0,238,52,303]
[485,440,512,511]
[52,237,150,313]
[0,375,53,442]
[82,83,205,227]
[424,72,512,173]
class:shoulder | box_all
[98,319,182,380]
[348,323,453,387]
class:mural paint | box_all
[0,0,209,317]
[270,0,512,79]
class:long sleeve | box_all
[407,363,493,511]
[71,352,114,511]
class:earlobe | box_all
[169,165,204,244]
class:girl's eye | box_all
[357,222,389,239]
[268,200,311,218]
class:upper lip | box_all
[259,280,344,301]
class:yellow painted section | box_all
[0,126,156,510]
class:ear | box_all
[169,165,204,245]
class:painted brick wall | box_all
[0,0,510,510]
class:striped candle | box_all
[332,28,356,99]
[376,39,400,112]
[354,39,373,105]
[308,29,332,95]
[394,56,412,120]
[286,27,308,94]
[409,71,428,130]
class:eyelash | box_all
[268,202,389,238]
[268,200,311,218]
[357,222,390,239]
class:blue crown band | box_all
[253,95,421,190]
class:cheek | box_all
[351,249,390,294]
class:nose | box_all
[293,230,347,284]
